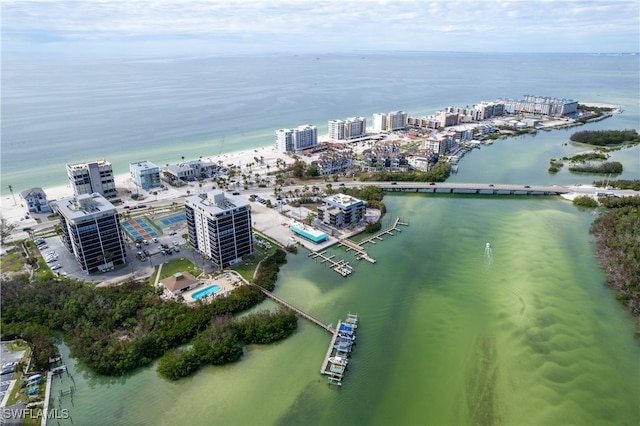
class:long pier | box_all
[255,285,335,333]
[308,250,353,276]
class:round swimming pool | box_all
[191,285,221,300]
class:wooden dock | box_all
[337,217,409,264]
[309,250,353,276]
[319,321,342,375]
[256,285,335,333]
[358,217,407,247]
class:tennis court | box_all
[122,217,161,241]
[156,212,186,227]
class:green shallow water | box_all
[50,195,639,425]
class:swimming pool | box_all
[191,285,221,300]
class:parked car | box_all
[51,264,62,270]
[1,362,17,375]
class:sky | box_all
[1,0,639,57]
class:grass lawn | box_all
[0,249,24,272]
[156,258,202,281]
[230,243,278,282]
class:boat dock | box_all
[358,217,407,247]
[251,283,359,387]
[337,217,408,264]
[308,250,354,277]
[320,313,359,386]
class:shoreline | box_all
[0,145,291,226]
[0,103,626,228]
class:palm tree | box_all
[7,185,16,205]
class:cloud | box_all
[2,0,638,55]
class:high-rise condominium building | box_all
[52,193,126,273]
[66,160,117,199]
[275,124,318,152]
[372,111,407,133]
[328,117,367,140]
[185,190,253,268]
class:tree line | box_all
[570,130,640,146]
[156,308,297,381]
[590,194,640,324]
[358,161,451,182]
[1,249,293,376]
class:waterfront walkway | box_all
[255,285,334,333]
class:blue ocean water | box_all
[2,52,638,194]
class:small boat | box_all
[51,366,67,376]
[334,344,352,353]
[338,324,354,335]
[329,363,345,374]
[486,242,491,249]
[328,356,348,366]
[27,387,38,396]
[338,332,356,341]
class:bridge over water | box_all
[373,182,570,195]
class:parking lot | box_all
[0,342,26,403]
[33,220,207,285]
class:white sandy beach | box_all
[1,146,293,233]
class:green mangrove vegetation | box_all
[593,179,640,191]
[157,308,297,381]
[358,161,451,182]
[568,161,623,174]
[253,248,288,291]
[548,159,564,173]
[570,129,640,146]
[590,195,640,323]
[572,195,598,208]
[0,251,295,377]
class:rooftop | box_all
[185,190,249,214]
[53,193,116,220]
[323,193,364,209]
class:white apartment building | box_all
[66,160,117,199]
[317,193,366,229]
[185,190,253,268]
[501,95,578,116]
[372,111,407,133]
[328,117,367,140]
[275,125,318,152]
